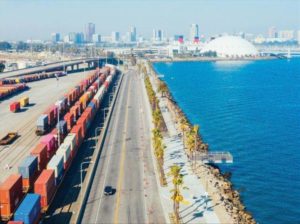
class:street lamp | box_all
[102,107,109,122]
[94,127,102,146]
[80,161,94,199]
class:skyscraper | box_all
[85,23,95,43]
[92,34,101,43]
[111,31,120,42]
[153,29,163,42]
[190,24,199,41]
[268,26,278,38]
[130,26,137,42]
[51,33,60,43]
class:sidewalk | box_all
[148,74,220,224]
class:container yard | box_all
[0,64,118,223]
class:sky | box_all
[0,0,300,41]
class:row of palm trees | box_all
[144,75,167,185]
[143,64,189,224]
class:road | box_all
[0,57,105,79]
[80,69,165,224]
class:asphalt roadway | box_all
[80,69,165,224]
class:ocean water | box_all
[153,59,300,224]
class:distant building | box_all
[85,23,95,42]
[268,26,278,38]
[92,34,101,43]
[111,31,120,43]
[68,32,77,43]
[75,32,84,44]
[190,24,199,42]
[174,35,184,44]
[153,29,163,42]
[278,30,295,40]
[130,26,137,42]
[51,33,60,43]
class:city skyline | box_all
[0,0,299,41]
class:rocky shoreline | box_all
[147,61,256,224]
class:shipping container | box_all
[56,143,71,170]
[47,154,64,186]
[70,125,83,149]
[40,134,56,159]
[36,114,48,135]
[63,134,76,157]
[20,97,29,107]
[13,194,41,224]
[34,170,55,212]
[7,221,24,224]
[64,112,75,131]
[56,120,67,136]
[18,156,38,192]
[0,174,23,221]
[30,143,48,171]
[10,102,20,113]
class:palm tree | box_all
[169,165,187,224]
[179,117,189,147]
[192,125,199,168]
[157,81,168,97]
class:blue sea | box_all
[154,58,300,224]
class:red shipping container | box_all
[70,125,83,149]
[64,112,75,131]
[30,143,48,171]
[34,170,55,211]
[22,171,38,192]
[45,108,55,127]
[8,221,24,224]
[70,106,78,121]
[9,102,20,113]
[77,117,87,137]
[0,174,23,220]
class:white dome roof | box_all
[201,36,259,58]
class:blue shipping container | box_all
[18,156,38,179]
[56,120,67,135]
[14,193,41,224]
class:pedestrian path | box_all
[157,96,220,224]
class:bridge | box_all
[0,57,119,79]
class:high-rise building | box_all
[111,31,120,43]
[278,30,295,40]
[268,26,278,38]
[85,23,95,42]
[68,32,77,43]
[75,32,84,44]
[130,26,137,42]
[153,29,163,42]
[51,33,60,43]
[92,34,101,43]
[190,24,199,42]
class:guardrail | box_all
[74,70,124,224]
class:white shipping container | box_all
[56,143,71,163]
[47,154,64,178]
[64,133,76,152]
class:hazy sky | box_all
[0,0,300,41]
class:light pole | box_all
[94,127,102,146]
[102,107,109,123]
[80,161,94,199]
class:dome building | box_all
[201,36,259,58]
